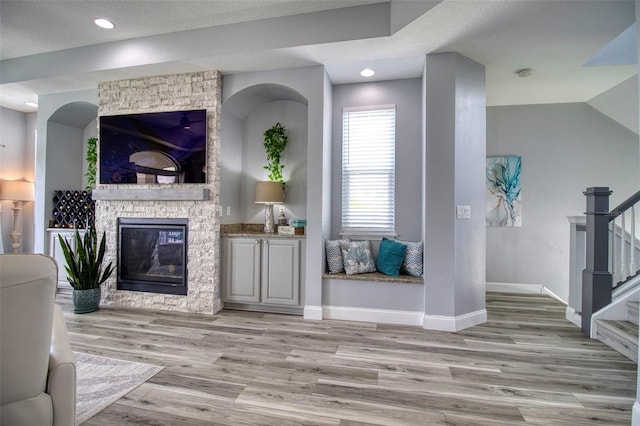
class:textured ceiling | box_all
[0,0,637,114]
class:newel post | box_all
[581,187,613,335]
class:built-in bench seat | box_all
[322,271,423,284]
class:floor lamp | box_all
[255,181,284,233]
[0,180,35,253]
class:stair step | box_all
[596,319,638,362]
[627,301,639,325]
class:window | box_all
[341,106,396,236]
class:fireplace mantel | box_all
[92,188,209,201]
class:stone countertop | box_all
[221,223,306,239]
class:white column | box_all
[422,53,487,331]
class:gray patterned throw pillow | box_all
[325,239,350,273]
[341,240,376,275]
[394,239,424,277]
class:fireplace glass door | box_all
[118,218,188,295]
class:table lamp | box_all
[0,180,35,252]
[254,181,284,233]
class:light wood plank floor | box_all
[56,291,638,425]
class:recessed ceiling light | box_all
[360,68,375,78]
[25,102,38,108]
[94,18,115,29]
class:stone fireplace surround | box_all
[94,71,223,315]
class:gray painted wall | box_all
[0,107,36,253]
[240,100,308,224]
[486,103,640,301]
[220,110,243,225]
[221,100,308,225]
[330,79,423,241]
[35,88,98,252]
[322,279,424,311]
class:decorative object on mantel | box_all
[486,155,522,227]
[58,226,114,314]
[263,122,289,184]
[0,180,34,252]
[85,137,98,189]
[255,181,284,233]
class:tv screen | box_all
[99,109,207,184]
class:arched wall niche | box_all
[221,83,309,225]
[37,99,97,251]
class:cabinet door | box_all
[224,238,261,303]
[49,231,73,289]
[262,239,300,306]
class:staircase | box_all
[595,300,639,362]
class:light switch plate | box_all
[456,205,471,219]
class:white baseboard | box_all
[487,282,567,305]
[423,309,487,332]
[322,305,424,326]
[542,287,566,304]
[486,282,544,294]
[565,306,581,327]
[303,305,323,320]
[633,400,640,426]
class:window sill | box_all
[339,230,397,240]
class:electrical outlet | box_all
[278,205,285,215]
[226,206,231,216]
[216,205,223,217]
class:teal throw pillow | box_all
[376,238,407,277]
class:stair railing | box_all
[609,190,640,287]
[581,187,640,335]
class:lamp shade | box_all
[254,181,284,204]
[0,180,34,202]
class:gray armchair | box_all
[1,253,76,426]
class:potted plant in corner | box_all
[59,226,114,314]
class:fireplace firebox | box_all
[118,218,188,295]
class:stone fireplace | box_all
[94,71,222,315]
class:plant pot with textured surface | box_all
[59,226,114,314]
[72,287,101,313]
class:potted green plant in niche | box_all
[263,122,289,184]
[85,137,97,189]
[59,226,114,314]
[255,123,288,233]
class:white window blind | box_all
[341,106,396,235]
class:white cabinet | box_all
[223,236,303,311]
[224,238,261,303]
[48,228,84,290]
[262,239,300,306]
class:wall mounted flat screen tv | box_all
[99,109,207,184]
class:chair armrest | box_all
[48,304,76,426]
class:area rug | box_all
[74,351,163,424]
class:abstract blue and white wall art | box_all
[486,155,522,227]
